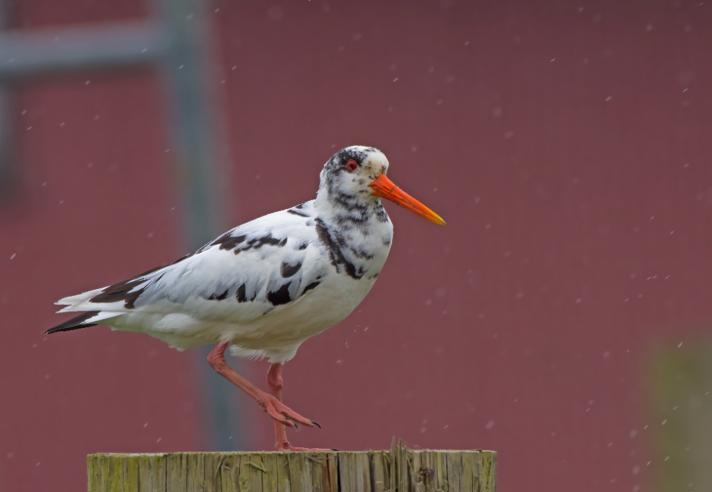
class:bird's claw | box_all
[260,394,318,429]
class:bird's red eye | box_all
[345,159,358,172]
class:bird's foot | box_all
[275,441,334,452]
[258,393,320,429]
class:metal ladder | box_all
[0,0,243,450]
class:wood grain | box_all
[87,441,495,491]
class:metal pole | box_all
[0,22,167,81]
[151,0,246,451]
[0,0,15,200]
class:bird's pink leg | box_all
[267,363,291,450]
[207,341,319,432]
[267,363,331,452]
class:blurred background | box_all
[1,0,711,490]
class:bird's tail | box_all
[45,311,119,335]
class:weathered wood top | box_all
[87,443,495,492]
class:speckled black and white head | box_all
[315,144,445,227]
[317,145,389,206]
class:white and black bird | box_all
[47,145,445,450]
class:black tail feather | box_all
[45,311,100,335]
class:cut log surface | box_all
[87,442,495,492]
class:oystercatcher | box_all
[47,145,445,450]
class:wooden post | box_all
[87,441,495,492]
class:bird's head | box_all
[318,145,445,225]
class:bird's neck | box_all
[312,192,393,279]
[314,187,389,230]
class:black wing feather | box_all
[45,311,100,335]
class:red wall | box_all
[1,1,712,491]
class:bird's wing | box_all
[54,205,328,327]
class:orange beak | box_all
[369,174,446,225]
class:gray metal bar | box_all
[0,21,168,81]
[0,91,16,200]
[151,0,245,450]
[0,0,16,198]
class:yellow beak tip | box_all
[432,215,447,226]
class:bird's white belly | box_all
[231,275,375,349]
[112,274,376,362]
